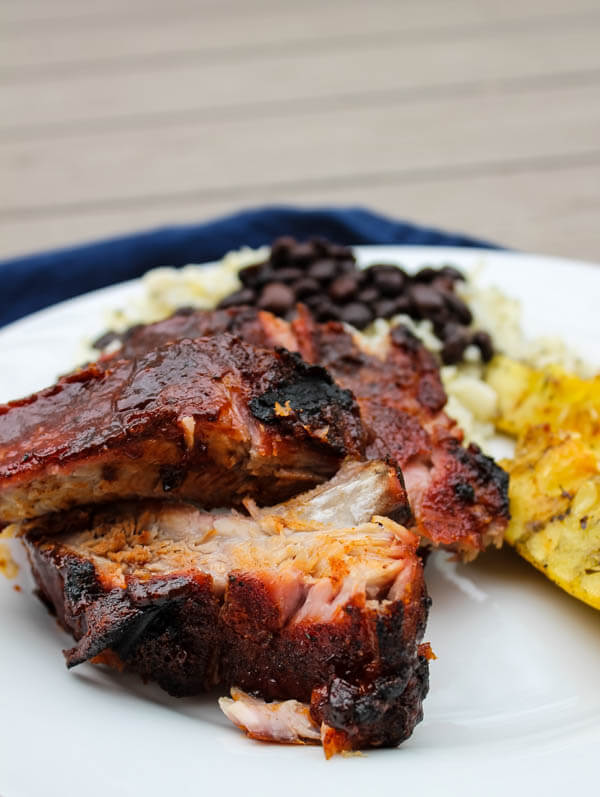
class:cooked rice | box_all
[457,279,593,377]
[106,246,269,331]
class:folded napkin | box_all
[0,205,499,328]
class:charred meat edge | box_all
[23,461,429,755]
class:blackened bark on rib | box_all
[24,534,429,749]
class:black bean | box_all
[472,330,494,362]
[440,264,465,281]
[441,327,470,364]
[442,291,473,325]
[329,274,360,302]
[312,301,341,322]
[329,244,354,261]
[367,263,404,275]
[250,267,280,287]
[304,293,326,310]
[218,287,256,308]
[429,308,452,337]
[393,295,412,315]
[257,282,295,315]
[357,286,380,305]
[290,242,317,265]
[238,263,265,287]
[337,259,359,275]
[432,318,447,339]
[269,236,296,265]
[270,266,304,284]
[409,283,445,314]
[308,259,339,283]
[292,277,321,299]
[431,275,456,293]
[339,302,374,330]
[440,321,462,339]
[366,263,403,284]
[373,299,399,319]
[309,237,331,256]
[372,270,406,297]
[414,266,439,283]
[362,265,377,282]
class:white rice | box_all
[457,278,593,377]
[106,246,269,331]
[94,246,588,453]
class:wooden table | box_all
[2,0,600,261]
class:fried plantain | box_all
[487,355,600,609]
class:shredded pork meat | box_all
[23,461,429,755]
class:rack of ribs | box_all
[102,305,509,558]
[22,461,430,757]
[0,334,364,527]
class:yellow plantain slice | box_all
[487,355,600,609]
[502,430,600,609]
[487,356,600,446]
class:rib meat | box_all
[105,305,297,358]
[292,309,510,557]
[23,460,429,756]
[0,334,364,526]
[102,305,509,556]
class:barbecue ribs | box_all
[107,305,296,357]
[292,308,509,557]
[23,461,429,756]
[0,334,364,526]
[100,305,509,557]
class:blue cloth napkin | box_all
[1,205,499,328]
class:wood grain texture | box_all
[3,0,599,72]
[2,0,600,261]
[4,20,600,134]
[2,0,596,30]
[3,160,600,261]
[4,83,600,209]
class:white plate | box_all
[0,246,598,797]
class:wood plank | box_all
[3,22,600,136]
[5,68,600,144]
[1,160,599,262]
[0,0,314,26]
[2,83,600,211]
[1,0,596,32]
[3,0,599,70]
[3,0,599,268]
